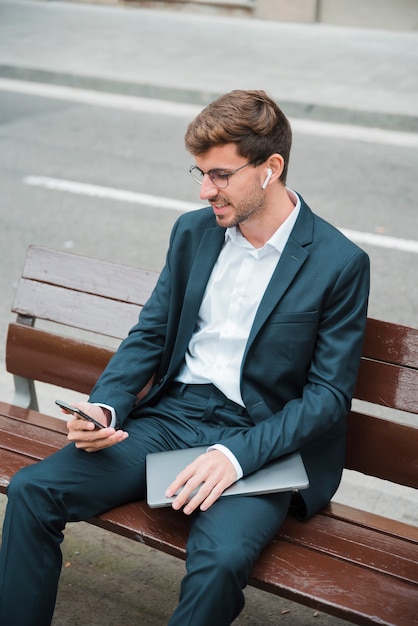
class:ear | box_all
[260,154,285,189]
[269,153,285,182]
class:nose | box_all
[200,174,219,200]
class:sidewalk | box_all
[0,0,417,131]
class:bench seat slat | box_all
[0,448,37,490]
[323,501,418,543]
[0,416,67,449]
[21,245,158,305]
[251,540,417,626]
[0,430,62,461]
[93,502,189,557]
[0,402,68,432]
[280,514,418,584]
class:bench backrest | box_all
[6,245,418,490]
[7,245,158,398]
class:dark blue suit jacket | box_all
[90,196,370,519]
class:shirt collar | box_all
[225,187,301,255]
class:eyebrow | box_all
[200,166,234,174]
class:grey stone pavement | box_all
[0,1,417,624]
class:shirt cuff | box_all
[207,444,243,480]
[92,403,117,429]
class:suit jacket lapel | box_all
[243,200,314,361]
[169,226,225,372]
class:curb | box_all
[1,65,417,133]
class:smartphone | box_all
[55,400,106,429]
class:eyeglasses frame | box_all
[189,159,258,189]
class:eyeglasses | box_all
[189,160,255,189]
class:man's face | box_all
[194,144,266,229]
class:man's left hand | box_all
[165,450,238,515]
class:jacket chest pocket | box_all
[259,311,319,364]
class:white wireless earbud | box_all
[262,168,273,189]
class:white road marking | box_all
[291,118,418,148]
[1,78,418,147]
[339,228,418,253]
[0,78,200,118]
[24,175,418,253]
[23,175,199,212]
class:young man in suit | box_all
[0,90,370,625]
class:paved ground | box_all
[0,0,417,131]
[0,1,417,624]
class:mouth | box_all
[210,198,230,216]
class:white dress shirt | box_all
[176,188,300,477]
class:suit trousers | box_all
[0,384,292,626]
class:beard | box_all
[211,184,267,229]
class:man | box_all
[0,90,369,625]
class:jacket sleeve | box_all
[88,220,180,422]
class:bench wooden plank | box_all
[0,402,68,432]
[280,514,418,584]
[251,541,418,626]
[324,501,418,543]
[92,502,189,557]
[0,403,67,489]
[20,245,159,305]
[0,417,66,451]
[0,449,37,490]
[355,357,418,413]
[363,317,418,368]
[12,279,141,338]
[345,411,418,488]
[6,324,114,394]
[0,430,62,460]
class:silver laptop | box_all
[146,446,309,508]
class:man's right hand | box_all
[64,402,129,452]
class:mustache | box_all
[209,193,227,204]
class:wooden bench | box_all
[1,244,417,625]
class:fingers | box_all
[65,403,128,452]
[181,479,226,515]
[67,420,128,452]
[165,451,237,515]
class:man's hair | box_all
[185,90,292,183]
